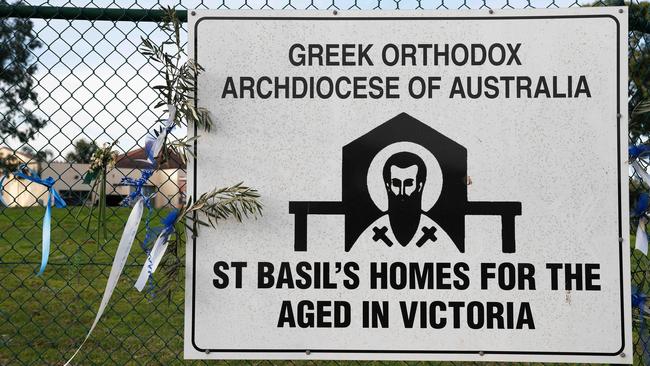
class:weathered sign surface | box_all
[186,8,630,363]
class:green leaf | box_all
[83,170,99,184]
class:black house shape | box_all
[289,113,521,253]
[342,113,467,252]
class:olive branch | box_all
[633,99,650,119]
[137,8,263,299]
[169,135,199,161]
[139,6,211,164]
[156,184,263,300]
[182,184,263,229]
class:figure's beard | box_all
[387,191,422,246]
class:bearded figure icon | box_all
[289,113,522,254]
[377,151,432,247]
[357,147,446,248]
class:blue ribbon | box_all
[161,209,179,230]
[0,174,6,207]
[630,144,650,161]
[14,164,66,275]
[120,169,155,256]
[140,209,179,297]
[153,210,179,268]
[143,139,156,167]
[139,204,160,298]
[142,122,175,168]
[635,193,650,217]
[120,169,154,207]
[144,209,178,244]
[156,120,175,143]
[120,169,156,294]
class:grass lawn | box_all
[0,206,647,365]
[0,208,436,366]
[0,206,197,365]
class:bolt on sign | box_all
[186,8,630,363]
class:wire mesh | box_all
[0,0,643,364]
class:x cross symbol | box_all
[372,226,393,247]
[415,226,437,247]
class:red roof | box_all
[116,147,186,169]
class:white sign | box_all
[186,8,631,363]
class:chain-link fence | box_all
[0,0,644,364]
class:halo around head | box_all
[366,141,443,212]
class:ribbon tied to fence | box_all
[134,209,179,292]
[14,164,66,275]
[137,104,176,167]
[635,193,650,255]
[0,174,7,207]
[121,169,155,206]
[630,144,650,187]
[65,169,154,365]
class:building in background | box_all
[0,146,186,209]
[113,146,186,208]
[0,146,47,207]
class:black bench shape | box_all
[288,200,521,253]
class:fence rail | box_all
[0,0,646,365]
[0,5,188,22]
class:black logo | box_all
[289,113,521,253]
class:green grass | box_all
[0,208,435,366]
[0,207,647,365]
[0,206,195,365]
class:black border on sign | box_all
[191,13,624,356]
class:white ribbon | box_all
[65,198,144,365]
[632,161,650,187]
[150,104,176,165]
[135,105,176,167]
[637,217,649,256]
[134,229,171,292]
